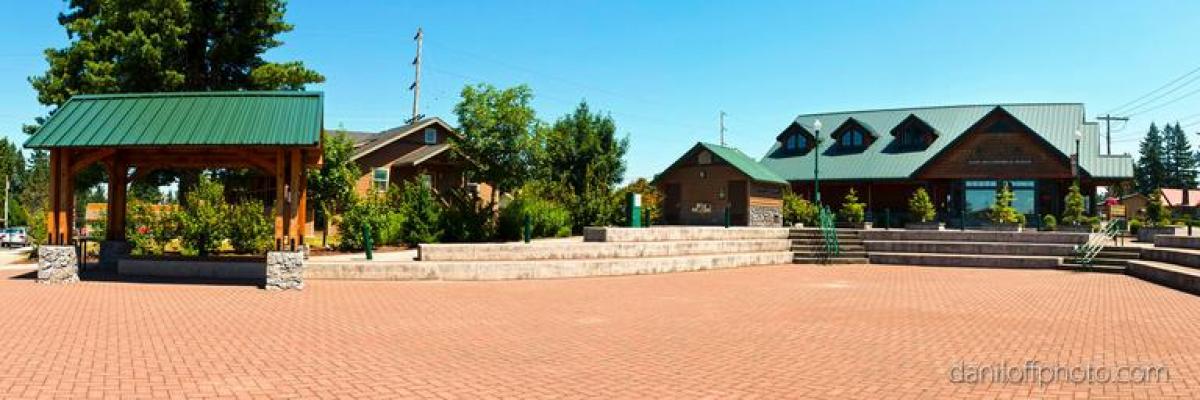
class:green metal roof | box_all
[673,142,787,184]
[758,103,1134,181]
[25,91,323,149]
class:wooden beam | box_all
[47,149,59,244]
[274,149,285,249]
[296,150,308,245]
[57,150,73,245]
[288,149,302,249]
[69,148,116,174]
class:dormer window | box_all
[774,122,815,156]
[840,129,865,147]
[785,134,808,151]
[890,114,937,151]
[830,118,876,152]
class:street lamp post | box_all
[813,119,823,205]
[1074,129,1083,219]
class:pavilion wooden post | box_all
[296,150,308,247]
[47,149,59,244]
[288,149,302,250]
[105,153,128,241]
[274,149,286,250]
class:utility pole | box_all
[719,111,727,146]
[409,27,424,124]
[3,175,8,229]
[1097,114,1129,155]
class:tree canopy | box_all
[536,101,629,230]
[32,0,324,107]
[452,84,538,199]
[1135,123,1167,194]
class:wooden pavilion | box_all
[24,91,324,255]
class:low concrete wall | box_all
[419,239,789,262]
[306,252,793,281]
[583,227,789,242]
[1153,235,1200,250]
[863,240,1076,256]
[1138,227,1184,243]
[870,252,1063,269]
[860,230,1089,244]
[1126,261,1200,295]
[118,258,265,280]
[305,262,439,281]
[1141,248,1200,269]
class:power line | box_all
[1108,64,1200,115]
[1126,84,1200,117]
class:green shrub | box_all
[127,201,179,256]
[988,183,1021,224]
[1041,214,1057,231]
[441,188,497,242]
[226,200,273,254]
[1129,218,1143,234]
[1145,191,1169,227]
[395,181,443,245]
[839,189,866,224]
[1061,183,1086,225]
[498,195,572,241]
[338,194,397,251]
[907,188,936,223]
[782,191,818,226]
[178,176,229,256]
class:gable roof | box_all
[25,91,323,148]
[660,142,786,184]
[350,117,455,160]
[758,103,1133,181]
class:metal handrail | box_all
[818,206,840,259]
[1073,218,1122,267]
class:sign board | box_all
[1108,204,1126,218]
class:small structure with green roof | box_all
[654,142,787,226]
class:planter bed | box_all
[119,255,267,280]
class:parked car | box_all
[1,227,28,248]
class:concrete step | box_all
[1126,260,1200,295]
[792,239,865,245]
[787,242,864,249]
[1153,235,1200,250]
[860,230,1089,245]
[1140,247,1200,270]
[310,252,796,281]
[868,252,1063,269]
[863,240,1075,256]
[1068,258,1129,267]
[793,257,870,265]
[584,226,789,243]
[1057,263,1127,274]
[794,251,869,259]
[789,234,860,240]
[419,239,789,262]
[1093,251,1140,260]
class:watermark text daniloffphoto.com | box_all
[949,360,1170,385]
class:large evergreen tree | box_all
[1135,123,1167,194]
[306,130,359,247]
[1162,122,1198,188]
[31,0,324,107]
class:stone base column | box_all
[266,251,305,290]
[37,245,79,285]
[99,240,132,271]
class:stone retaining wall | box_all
[306,252,794,281]
[863,240,1076,256]
[419,239,789,262]
[583,227,789,242]
[860,230,1089,244]
[1153,235,1200,250]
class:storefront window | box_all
[964,180,1036,220]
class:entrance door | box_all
[728,180,748,226]
[664,183,681,224]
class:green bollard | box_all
[363,222,373,260]
[523,213,532,243]
[885,208,891,230]
[627,193,642,228]
[724,206,731,228]
[960,205,967,231]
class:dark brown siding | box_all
[916,112,1073,180]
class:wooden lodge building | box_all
[344,117,489,199]
[657,103,1135,227]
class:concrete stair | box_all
[859,229,1091,269]
[419,239,789,261]
[789,229,869,265]
[1104,236,1200,294]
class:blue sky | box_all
[2,1,1199,182]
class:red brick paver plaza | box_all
[0,265,1198,399]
